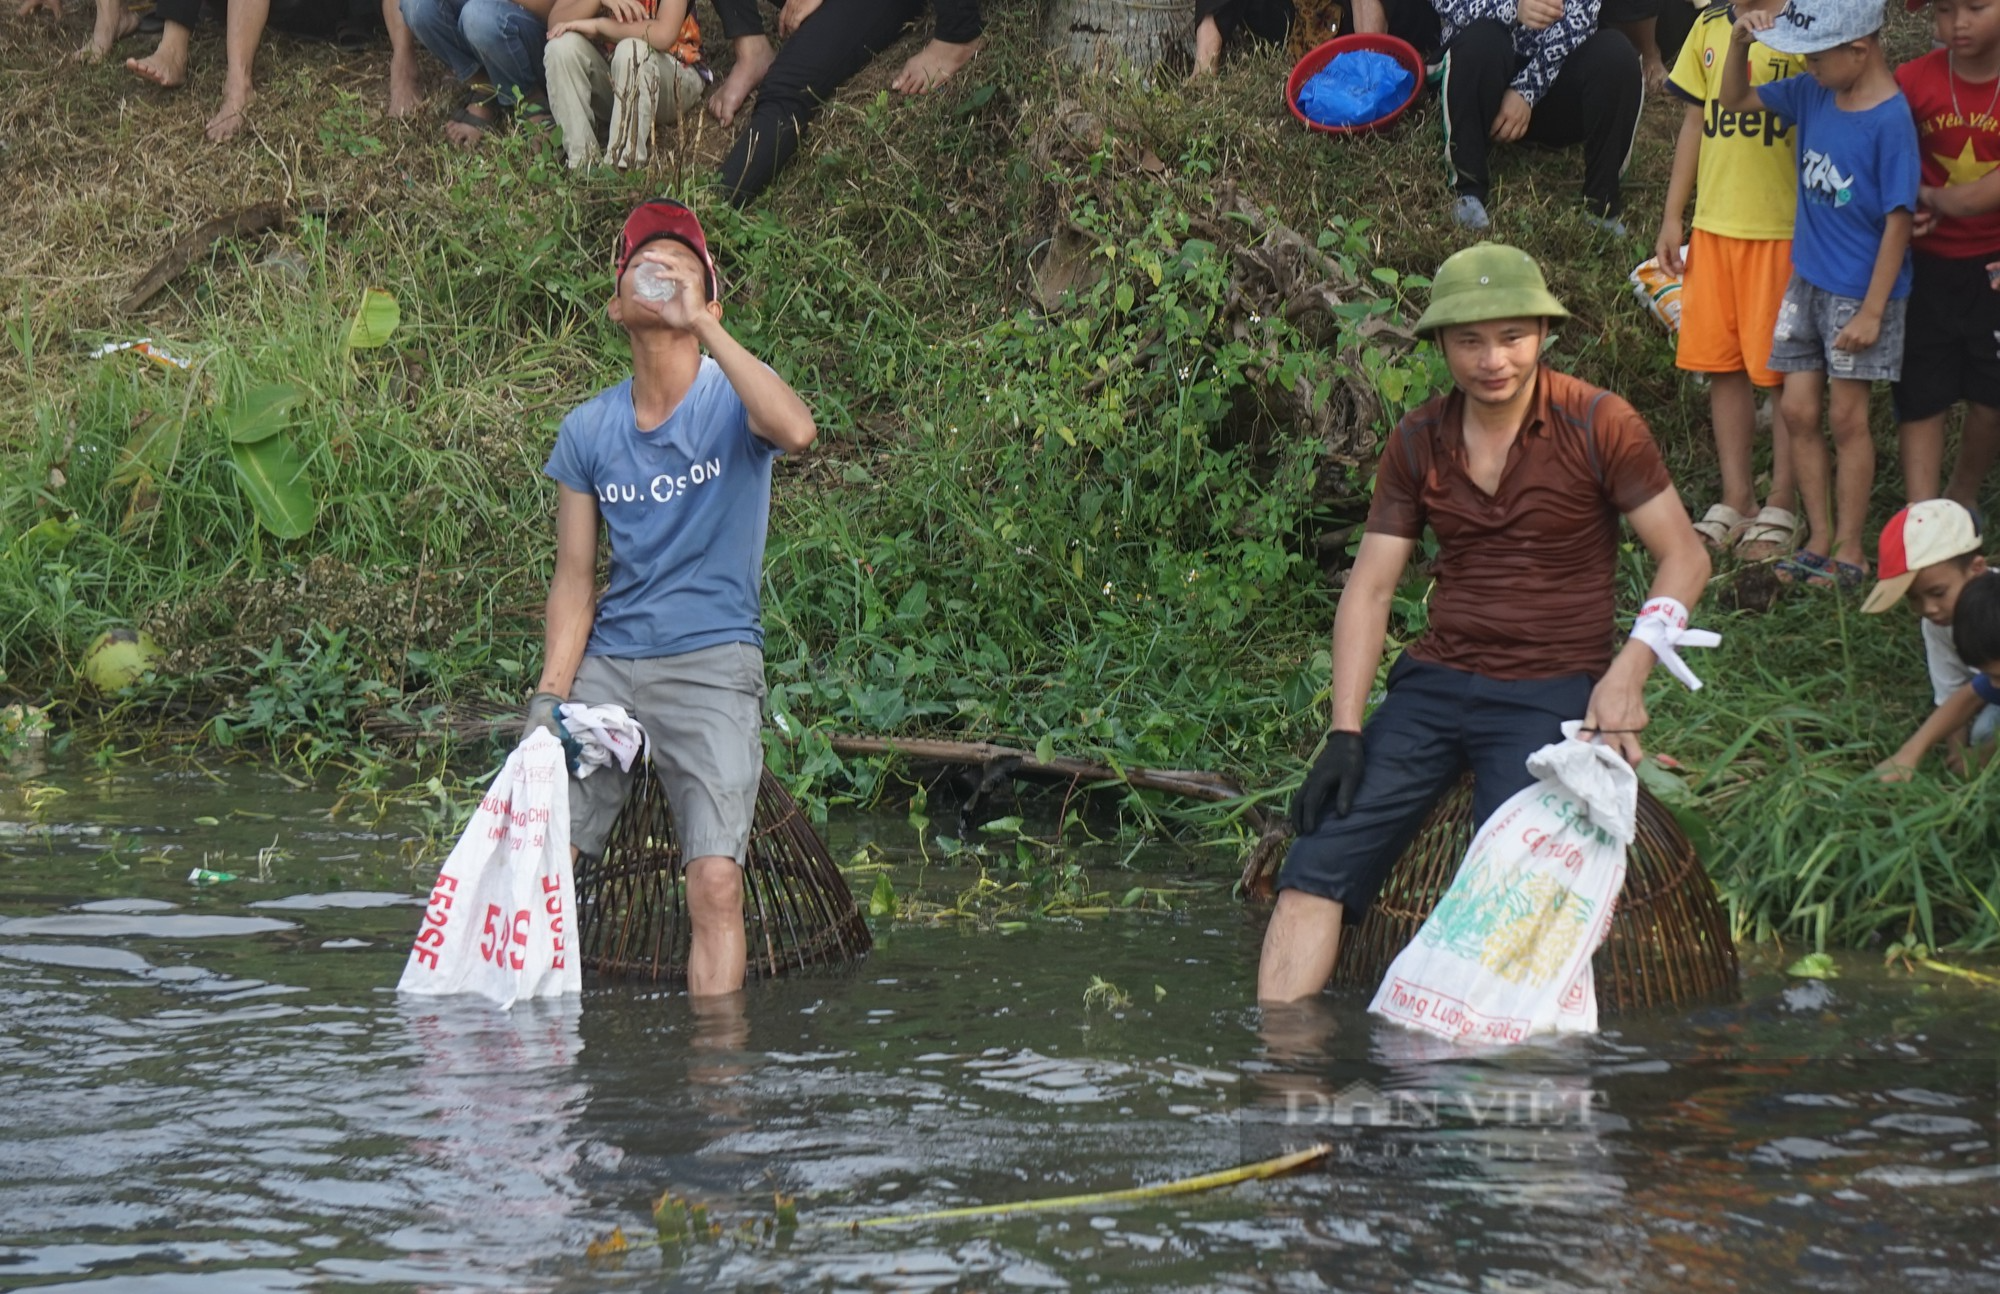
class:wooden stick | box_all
[123,202,289,313]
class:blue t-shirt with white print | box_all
[544,357,779,659]
[1756,75,1920,300]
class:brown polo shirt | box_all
[1365,367,1675,680]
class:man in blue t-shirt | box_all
[527,198,817,997]
[1720,0,1919,589]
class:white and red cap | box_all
[1861,499,1983,614]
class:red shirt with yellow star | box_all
[1899,49,2000,259]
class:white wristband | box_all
[1630,596,1721,691]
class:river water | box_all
[2,758,1997,1292]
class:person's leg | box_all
[604,38,654,168]
[1193,0,1230,76]
[1902,411,1950,505]
[718,0,922,204]
[1257,658,1471,1003]
[893,0,983,94]
[1710,371,1760,521]
[652,50,707,125]
[1896,253,1963,505]
[1825,376,1874,570]
[641,645,767,998]
[205,0,270,142]
[1463,671,1595,829]
[707,0,774,126]
[1599,0,1663,89]
[384,0,421,116]
[80,0,142,60]
[126,0,201,87]
[1782,370,1831,558]
[1740,237,1800,526]
[1438,18,1513,225]
[401,0,481,80]
[545,30,612,168]
[1947,404,2000,510]
[459,0,546,107]
[1522,27,1641,219]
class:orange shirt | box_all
[1366,368,1675,681]
[603,0,701,67]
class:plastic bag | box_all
[1368,724,1634,1044]
[1297,51,1415,128]
[397,728,582,1009]
[1630,253,1686,332]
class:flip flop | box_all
[1733,505,1801,563]
[1774,549,1870,589]
[1692,502,1748,552]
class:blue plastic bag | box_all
[1297,50,1414,128]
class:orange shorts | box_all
[1675,229,1792,389]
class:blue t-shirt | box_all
[543,358,779,659]
[1756,76,1920,300]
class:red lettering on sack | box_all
[414,946,440,970]
[416,924,446,948]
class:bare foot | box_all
[76,4,140,60]
[891,36,982,95]
[126,41,188,89]
[708,35,774,127]
[1193,15,1222,76]
[16,0,62,17]
[206,78,254,142]
[443,99,499,149]
[388,68,422,118]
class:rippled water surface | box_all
[2,759,1997,1292]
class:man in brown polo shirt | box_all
[1259,243,1713,1004]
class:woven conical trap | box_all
[1254,775,1740,1011]
[576,766,871,982]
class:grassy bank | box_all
[2,3,1996,952]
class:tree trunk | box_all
[1050,0,1194,73]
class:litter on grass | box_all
[88,338,192,370]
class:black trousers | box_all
[716,0,927,204]
[154,0,376,36]
[1440,19,1641,216]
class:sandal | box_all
[448,83,503,139]
[1774,549,1870,589]
[1733,505,1801,563]
[1692,502,1749,552]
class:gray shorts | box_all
[566,643,766,864]
[1768,273,1908,383]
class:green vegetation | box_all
[2,6,1995,951]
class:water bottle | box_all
[631,262,678,304]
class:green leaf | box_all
[108,414,183,490]
[978,815,1025,836]
[868,871,898,919]
[224,383,301,445]
[228,434,316,538]
[1785,952,1839,979]
[1033,732,1055,766]
[9,517,78,558]
[344,288,401,350]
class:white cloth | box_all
[1369,723,1634,1043]
[1630,595,1721,691]
[557,702,646,778]
[1923,616,1972,707]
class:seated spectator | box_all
[1422,0,1642,232]
[715,0,984,205]
[401,0,557,146]
[116,1,416,142]
[544,0,705,170]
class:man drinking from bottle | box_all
[523,198,817,997]
[1257,244,1713,1004]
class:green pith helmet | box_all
[1412,242,1570,336]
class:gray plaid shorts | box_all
[566,643,766,863]
[1768,273,1908,383]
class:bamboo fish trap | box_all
[576,766,871,982]
[1248,777,1739,1011]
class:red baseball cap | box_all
[1861,499,1983,613]
[616,198,720,300]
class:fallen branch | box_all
[122,202,289,313]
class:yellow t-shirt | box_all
[1668,4,1805,242]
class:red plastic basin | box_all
[1286,34,1425,136]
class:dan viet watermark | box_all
[1280,1078,1607,1130]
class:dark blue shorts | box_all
[1277,655,1594,919]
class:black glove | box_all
[1289,731,1365,837]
